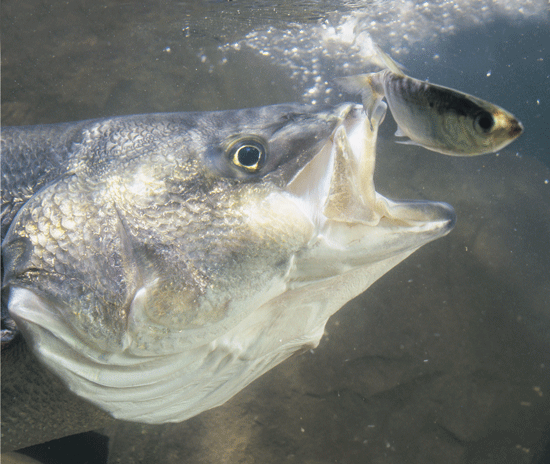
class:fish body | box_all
[2,101,454,431]
[337,48,523,156]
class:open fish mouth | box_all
[284,101,456,286]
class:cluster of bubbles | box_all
[217,18,378,106]
[211,0,546,105]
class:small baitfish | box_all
[1,101,454,446]
[337,47,523,156]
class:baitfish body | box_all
[2,102,454,447]
[337,47,523,156]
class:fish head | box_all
[418,87,524,156]
[3,101,455,423]
[465,98,524,154]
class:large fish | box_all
[337,47,523,156]
[1,101,454,449]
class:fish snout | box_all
[509,118,524,138]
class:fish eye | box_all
[474,112,495,133]
[228,139,266,172]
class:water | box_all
[2,1,549,463]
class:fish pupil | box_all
[228,137,266,172]
[236,144,262,169]
[475,113,495,132]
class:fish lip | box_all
[446,203,457,229]
[510,119,524,137]
[379,198,457,230]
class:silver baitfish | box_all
[1,101,454,435]
[337,47,523,156]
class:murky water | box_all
[2,0,549,463]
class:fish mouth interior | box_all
[286,101,456,266]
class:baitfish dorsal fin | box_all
[374,45,406,77]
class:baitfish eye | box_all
[228,139,266,172]
[474,112,495,134]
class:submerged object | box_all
[337,47,523,156]
[1,101,454,427]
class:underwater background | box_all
[2,0,549,463]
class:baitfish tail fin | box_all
[336,73,385,122]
